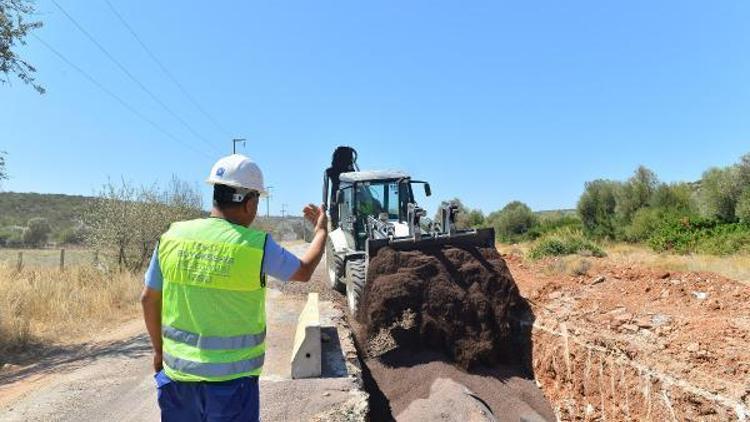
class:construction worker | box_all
[140,154,328,422]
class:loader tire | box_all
[325,239,345,292]
[346,257,366,316]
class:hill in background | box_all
[0,191,305,246]
[0,192,94,233]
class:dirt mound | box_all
[363,349,556,421]
[357,245,523,369]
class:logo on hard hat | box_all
[216,167,225,177]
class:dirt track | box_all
[0,319,158,421]
[0,242,363,422]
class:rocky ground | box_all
[503,251,750,421]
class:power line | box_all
[51,0,221,154]
[33,34,213,159]
[104,0,232,138]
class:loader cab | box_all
[334,170,430,251]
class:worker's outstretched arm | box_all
[140,286,163,372]
[290,204,328,282]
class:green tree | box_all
[649,182,695,212]
[615,166,659,224]
[465,209,486,227]
[22,217,51,247]
[1,0,44,93]
[577,180,620,239]
[736,189,750,223]
[488,201,536,242]
[698,166,741,222]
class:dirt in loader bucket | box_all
[356,242,524,370]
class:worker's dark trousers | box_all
[155,370,260,422]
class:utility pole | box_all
[232,138,246,154]
[281,203,288,219]
[265,186,273,218]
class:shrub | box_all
[2,226,25,247]
[624,207,696,243]
[22,217,51,247]
[527,212,582,239]
[646,215,750,255]
[488,201,536,242]
[577,179,620,239]
[695,227,750,255]
[57,224,87,245]
[569,258,592,276]
[528,228,607,259]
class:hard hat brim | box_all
[206,178,266,195]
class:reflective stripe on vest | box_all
[162,325,266,350]
[158,218,267,382]
[163,352,265,378]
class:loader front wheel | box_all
[346,258,366,315]
[325,239,345,292]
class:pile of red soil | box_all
[357,245,523,369]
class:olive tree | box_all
[615,166,659,224]
[737,189,750,223]
[488,201,535,242]
[577,179,620,239]
[84,177,204,272]
[698,166,742,222]
[1,0,44,93]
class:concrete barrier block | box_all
[291,293,322,379]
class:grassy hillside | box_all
[0,191,306,246]
[0,192,94,232]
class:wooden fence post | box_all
[59,249,65,271]
[16,251,23,272]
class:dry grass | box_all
[498,241,750,284]
[0,262,142,356]
[605,243,750,284]
[0,248,97,269]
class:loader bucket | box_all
[365,227,496,262]
[357,225,524,370]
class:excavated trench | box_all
[349,244,556,421]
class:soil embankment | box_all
[505,251,750,420]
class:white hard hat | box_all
[206,154,266,194]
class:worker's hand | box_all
[153,351,163,373]
[303,204,328,232]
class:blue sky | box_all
[2,1,749,215]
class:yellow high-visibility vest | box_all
[158,218,267,382]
